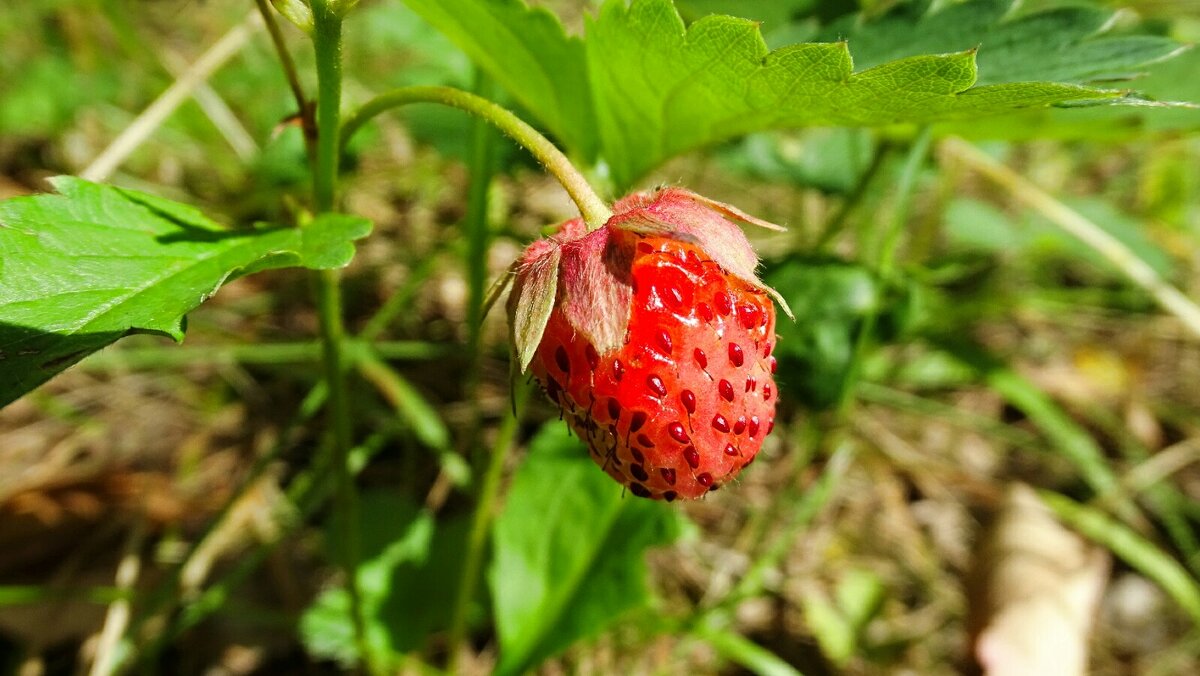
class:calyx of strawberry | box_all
[509,187,792,372]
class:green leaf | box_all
[0,177,371,407]
[405,0,1181,189]
[585,0,1154,187]
[271,0,314,32]
[941,44,1200,141]
[300,493,477,668]
[490,421,687,675]
[816,0,1183,86]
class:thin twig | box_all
[80,11,262,182]
[254,0,316,156]
[942,137,1200,340]
[255,0,308,115]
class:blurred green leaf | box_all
[676,0,817,26]
[350,2,486,160]
[490,421,687,675]
[1041,490,1200,623]
[300,493,477,668]
[799,567,885,666]
[835,568,886,632]
[767,259,886,409]
[721,129,875,194]
[801,587,854,666]
[945,196,1176,278]
[0,178,370,407]
[694,625,804,676]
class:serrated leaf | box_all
[404,0,1181,189]
[490,421,686,676]
[817,0,1183,86]
[585,0,1138,187]
[941,43,1200,140]
[0,177,371,407]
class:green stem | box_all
[465,72,499,371]
[311,9,342,214]
[814,138,893,252]
[876,127,933,279]
[80,340,445,370]
[446,382,531,672]
[835,126,932,414]
[309,3,369,670]
[341,85,612,230]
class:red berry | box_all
[508,188,792,500]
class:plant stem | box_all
[309,2,369,669]
[814,138,893,252]
[341,85,612,230]
[311,8,342,213]
[465,72,499,373]
[446,382,531,672]
[80,340,445,370]
[835,126,933,414]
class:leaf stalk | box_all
[341,85,612,230]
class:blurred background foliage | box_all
[1,0,1200,674]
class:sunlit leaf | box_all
[0,177,370,406]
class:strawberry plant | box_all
[1,0,1200,673]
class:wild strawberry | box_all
[508,188,791,500]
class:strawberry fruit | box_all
[508,188,791,500]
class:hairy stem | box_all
[342,85,612,229]
[309,2,369,669]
